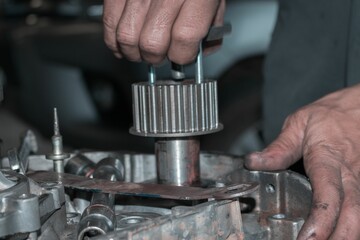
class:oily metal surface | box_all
[28,171,258,200]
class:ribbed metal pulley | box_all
[130,79,223,137]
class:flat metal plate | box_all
[28,171,258,200]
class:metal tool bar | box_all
[158,24,232,83]
[28,171,258,200]
[195,23,231,84]
[205,23,232,41]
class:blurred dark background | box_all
[0,0,278,155]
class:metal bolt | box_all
[46,108,70,173]
[195,43,204,84]
[148,64,156,84]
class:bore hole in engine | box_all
[240,197,256,213]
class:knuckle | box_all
[103,15,117,33]
[103,16,118,51]
[117,30,138,47]
[286,108,307,124]
[139,38,166,56]
[172,26,204,45]
[168,30,202,64]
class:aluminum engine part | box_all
[0,170,40,237]
[130,80,223,137]
[0,169,66,239]
[92,199,243,240]
[8,151,312,240]
[7,130,38,174]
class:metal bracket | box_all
[7,130,38,174]
[28,171,258,201]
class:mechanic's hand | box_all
[103,0,225,64]
[245,84,360,240]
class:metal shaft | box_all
[155,137,200,186]
[148,64,156,84]
[195,43,204,84]
[64,154,95,177]
[53,160,64,174]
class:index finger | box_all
[168,0,222,64]
[298,150,343,240]
[103,0,126,56]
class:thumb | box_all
[245,113,306,171]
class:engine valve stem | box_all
[46,108,70,173]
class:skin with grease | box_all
[246,85,360,240]
[103,0,360,239]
